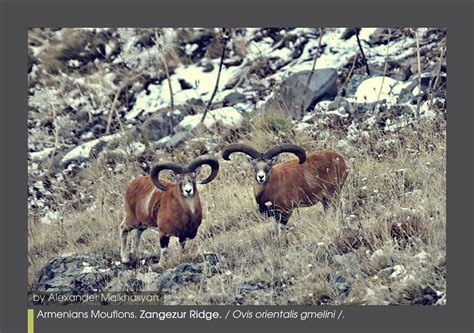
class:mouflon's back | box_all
[256,151,348,210]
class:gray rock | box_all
[367,28,404,46]
[367,28,390,45]
[103,270,135,293]
[141,110,184,142]
[35,254,116,295]
[136,271,161,286]
[397,84,417,104]
[410,286,440,305]
[328,272,351,297]
[33,253,206,303]
[223,57,243,67]
[332,253,362,279]
[270,68,338,117]
[134,271,161,292]
[327,96,354,114]
[101,268,163,294]
[182,98,204,115]
[70,108,90,122]
[332,253,359,269]
[223,92,247,107]
[91,124,106,137]
[127,278,145,292]
[239,281,267,293]
[240,282,260,293]
[202,62,214,73]
[141,118,170,141]
[416,73,447,93]
[164,131,191,151]
[178,78,193,90]
[158,262,203,289]
[143,254,161,266]
[89,140,108,159]
[61,134,120,167]
[340,28,360,41]
[203,252,220,275]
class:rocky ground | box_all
[28,27,446,305]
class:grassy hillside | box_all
[28,107,446,305]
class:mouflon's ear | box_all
[269,156,280,166]
[246,156,257,165]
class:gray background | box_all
[1,0,473,332]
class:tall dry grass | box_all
[28,108,446,305]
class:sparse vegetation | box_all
[28,107,446,305]
[28,27,447,305]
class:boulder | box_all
[353,76,400,104]
[158,262,203,289]
[140,109,184,141]
[35,254,116,294]
[32,253,205,304]
[61,133,122,166]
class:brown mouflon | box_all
[120,155,219,264]
[222,144,348,226]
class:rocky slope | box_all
[28,27,447,305]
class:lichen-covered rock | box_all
[33,253,205,304]
[158,262,203,289]
[35,254,116,293]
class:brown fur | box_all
[121,176,202,240]
[254,151,348,215]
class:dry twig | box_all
[339,53,359,95]
[374,28,392,110]
[415,28,422,117]
[46,108,60,179]
[299,28,324,119]
[355,29,371,76]
[105,73,142,134]
[200,29,230,124]
[428,38,446,109]
[155,30,175,136]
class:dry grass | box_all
[28,109,446,305]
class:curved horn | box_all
[221,144,262,160]
[186,155,220,185]
[187,155,219,184]
[149,162,184,191]
[263,144,307,164]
